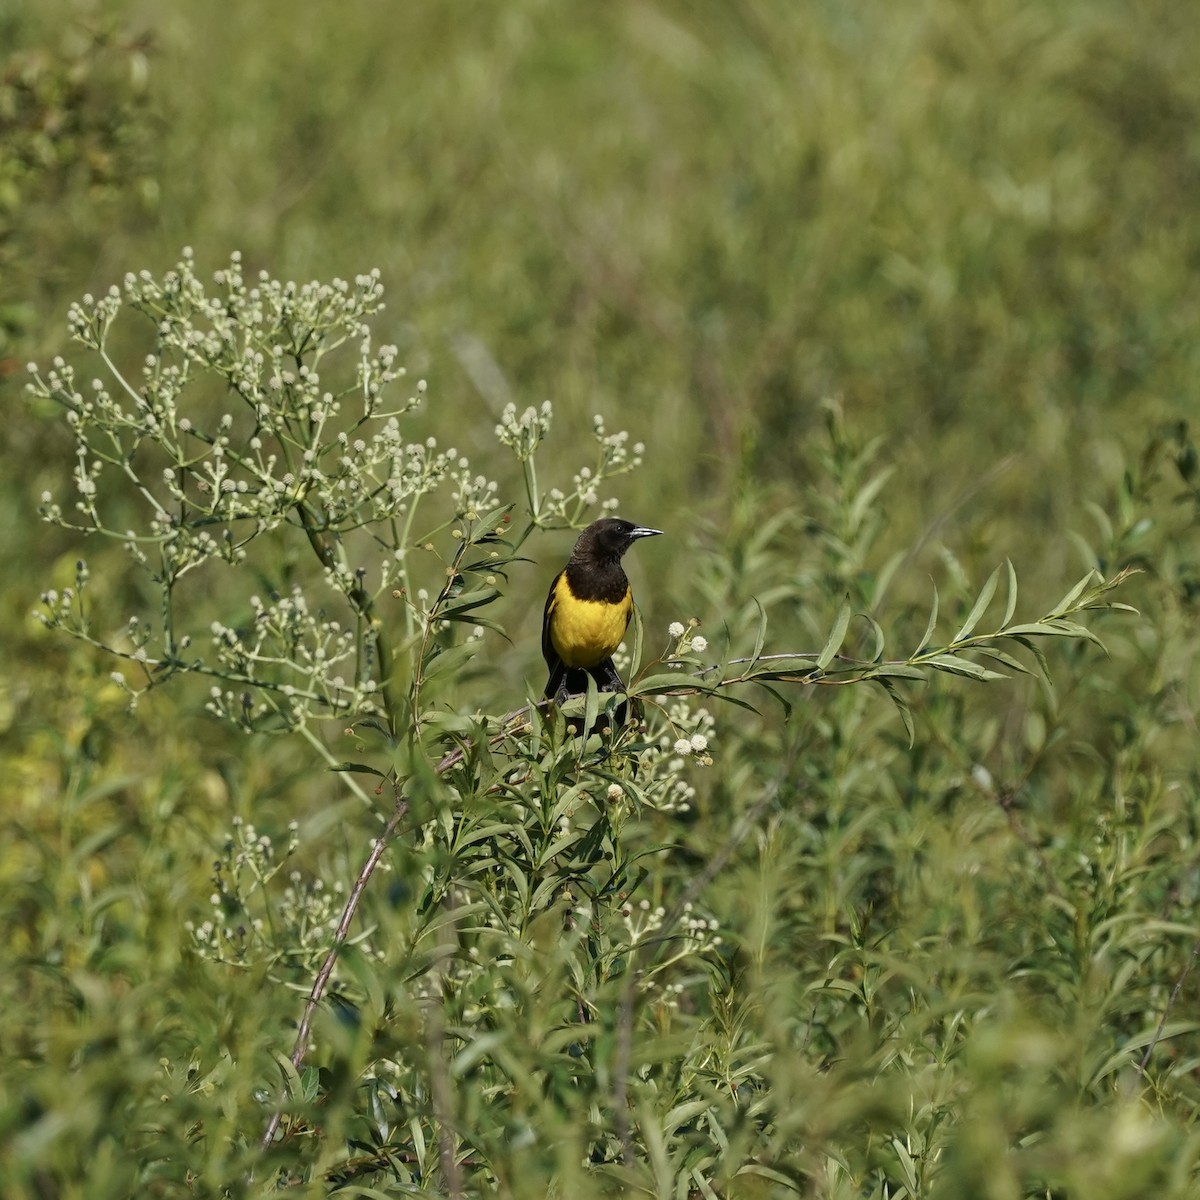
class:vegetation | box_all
[3,2,1200,1197]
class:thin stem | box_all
[260,792,409,1151]
[523,454,539,521]
[100,346,150,410]
[1137,937,1200,1079]
[257,700,536,1156]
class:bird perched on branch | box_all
[542,517,662,728]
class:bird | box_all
[542,517,662,729]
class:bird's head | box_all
[572,517,663,565]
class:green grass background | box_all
[4,0,1200,1196]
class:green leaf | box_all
[875,677,914,746]
[740,655,820,684]
[748,598,768,671]
[926,653,1007,681]
[271,1048,304,1101]
[871,548,905,608]
[1001,558,1018,627]
[452,821,522,851]
[971,645,1033,675]
[1050,570,1099,616]
[757,681,793,719]
[422,639,482,682]
[467,503,515,541]
[420,710,479,738]
[332,761,390,778]
[629,601,645,675]
[438,585,501,617]
[710,689,762,715]
[953,562,1001,643]
[1090,1021,1200,1084]
[1010,634,1053,684]
[1005,619,1104,648]
[631,672,716,696]
[336,943,385,1019]
[583,673,600,734]
[569,815,611,864]
[1004,621,1067,638]
[495,858,530,906]
[1045,617,1106,647]
[441,614,508,641]
[817,598,852,670]
[549,780,593,826]
[862,612,886,663]
[463,552,529,575]
[735,1163,808,1189]
[529,871,572,909]
[870,663,926,681]
[664,1098,719,1132]
[892,1136,919,1192]
[849,464,895,530]
[918,581,939,652]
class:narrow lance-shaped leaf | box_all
[971,645,1034,676]
[750,679,791,720]
[1049,569,1100,617]
[817,598,852,671]
[629,603,645,680]
[631,671,719,696]
[1005,619,1105,648]
[422,639,482,682]
[869,663,926,681]
[467,503,515,540]
[582,671,600,735]
[1001,558,1018,628]
[748,599,768,673]
[1003,621,1060,638]
[1010,633,1054,689]
[926,654,1008,681]
[441,613,508,638]
[438,586,501,617]
[871,548,905,609]
[918,581,939,652]
[863,612,886,664]
[711,689,763,715]
[332,761,391,778]
[849,465,896,531]
[1046,618,1107,647]
[953,563,1001,643]
[875,677,915,746]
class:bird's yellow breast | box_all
[549,572,631,668]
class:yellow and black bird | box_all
[542,517,662,724]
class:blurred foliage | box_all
[0,13,154,363]
[4,0,1200,1196]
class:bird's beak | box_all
[630,526,663,539]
